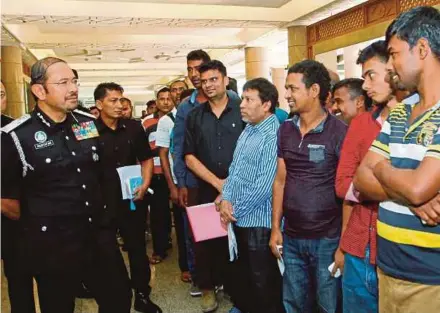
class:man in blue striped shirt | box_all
[219,78,283,313]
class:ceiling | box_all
[1,0,367,105]
[77,0,292,8]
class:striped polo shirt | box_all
[370,94,440,285]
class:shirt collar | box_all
[252,114,278,134]
[96,117,126,132]
[292,111,329,133]
[33,105,72,131]
[189,89,198,105]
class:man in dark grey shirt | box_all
[270,60,347,313]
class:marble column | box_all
[245,47,270,80]
[287,26,307,66]
[270,67,288,111]
[1,46,26,118]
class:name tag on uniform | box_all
[72,121,99,141]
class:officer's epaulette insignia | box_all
[73,109,96,119]
[0,114,31,133]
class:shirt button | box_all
[77,168,81,173]
[92,146,97,151]
[85,201,89,206]
[41,226,47,232]
[218,146,222,150]
[45,158,51,164]
[104,205,107,209]
[218,162,222,166]
[82,184,86,189]
[65,136,69,140]
[88,217,92,222]
[72,151,76,156]
[115,146,119,151]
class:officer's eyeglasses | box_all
[46,78,80,88]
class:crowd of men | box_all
[1,5,440,313]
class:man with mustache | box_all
[0,58,131,313]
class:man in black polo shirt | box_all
[94,82,162,313]
[269,60,347,313]
[184,60,243,312]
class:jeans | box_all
[283,234,341,313]
[342,247,378,313]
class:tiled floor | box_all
[1,232,232,313]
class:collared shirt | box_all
[336,109,381,264]
[370,94,440,285]
[156,108,177,183]
[141,113,162,174]
[184,94,244,202]
[275,108,289,124]
[1,106,103,217]
[96,117,152,220]
[336,95,420,264]
[277,113,347,239]
[174,89,241,188]
[222,114,279,228]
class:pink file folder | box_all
[185,203,228,242]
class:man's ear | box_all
[31,84,47,101]
[356,95,366,110]
[262,100,272,113]
[417,38,430,60]
[224,76,230,88]
[95,100,103,111]
[310,83,321,100]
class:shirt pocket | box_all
[308,144,326,163]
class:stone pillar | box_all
[343,45,363,79]
[245,47,270,80]
[1,46,26,118]
[288,26,307,67]
[270,67,288,111]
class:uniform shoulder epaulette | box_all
[0,114,31,133]
[73,109,96,119]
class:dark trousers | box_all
[86,227,132,313]
[117,199,152,295]
[172,203,189,272]
[2,217,36,313]
[18,216,131,313]
[149,174,171,257]
[194,236,230,290]
[231,226,284,313]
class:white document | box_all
[116,165,153,199]
[276,245,285,276]
[328,262,342,278]
[228,223,238,262]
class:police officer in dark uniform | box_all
[93,82,162,313]
[1,80,36,313]
[1,57,131,313]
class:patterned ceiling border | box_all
[2,15,282,28]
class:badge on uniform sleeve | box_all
[72,121,99,141]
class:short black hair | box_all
[72,69,79,79]
[385,6,440,59]
[227,77,238,94]
[332,78,373,110]
[357,40,388,65]
[287,60,331,107]
[156,87,171,98]
[243,78,278,113]
[187,49,211,63]
[170,80,188,89]
[199,60,227,77]
[146,100,156,108]
[94,82,124,102]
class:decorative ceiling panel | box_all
[24,42,244,50]
[75,0,291,9]
[2,15,282,28]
